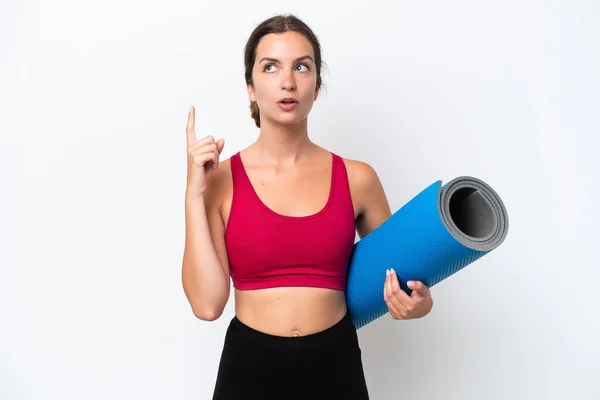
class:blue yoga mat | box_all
[345,176,509,329]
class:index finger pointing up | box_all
[186,106,197,147]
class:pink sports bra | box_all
[224,151,356,290]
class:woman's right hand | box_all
[185,106,225,195]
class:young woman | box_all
[182,14,434,400]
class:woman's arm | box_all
[181,165,231,321]
[346,159,392,238]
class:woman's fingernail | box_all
[408,281,415,288]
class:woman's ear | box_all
[248,84,256,102]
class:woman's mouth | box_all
[278,98,298,111]
[278,101,298,111]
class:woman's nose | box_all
[280,70,296,91]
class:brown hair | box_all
[243,14,325,128]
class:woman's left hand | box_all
[384,268,433,320]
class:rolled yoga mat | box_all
[345,176,509,329]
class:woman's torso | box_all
[217,145,363,337]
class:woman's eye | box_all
[263,63,309,72]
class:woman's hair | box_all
[243,14,324,128]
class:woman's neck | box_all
[252,119,316,165]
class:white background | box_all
[1,0,599,399]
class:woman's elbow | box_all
[192,305,224,321]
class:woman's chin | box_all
[265,113,307,127]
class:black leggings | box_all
[212,311,370,400]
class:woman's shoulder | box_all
[336,153,381,190]
[212,154,234,185]
[335,153,391,236]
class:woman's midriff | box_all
[233,286,348,337]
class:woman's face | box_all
[248,31,319,127]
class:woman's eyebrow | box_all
[258,55,314,64]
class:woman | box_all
[182,14,434,400]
